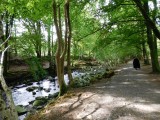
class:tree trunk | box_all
[47,25,52,68]
[48,25,51,57]
[14,21,18,56]
[0,15,4,44]
[144,2,160,73]
[66,0,73,83]
[0,47,18,120]
[36,21,42,59]
[142,41,150,65]
[133,0,160,40]
[4,12,9,75]
[53,0,67,96]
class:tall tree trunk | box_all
[142,41,149,65]
[51,26,54,57]
[47,25,52,68]
[48,25,56,74]
[53,0,67,96]
[36,21,42,59]
[4,12,9,75]
[0,46,18,120]
[48,25,51,57]
[0,15,4,44]
[144,2,160,73]
[14,20,18,56]
[141,29,150,65]
[66,0,73,83]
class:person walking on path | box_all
[133,57,140,70]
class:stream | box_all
[10,65,107,120]
[11,71,85,120]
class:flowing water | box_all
[11,71,85,120]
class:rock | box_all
[48,94,54,99]
[47,76,53,80]
[36,106,44,109]
[48,92,59,99]
[38,87,43,91]
[15,84,27,89]
[26,82,33,86]
[43,88,51,92]
[35,96,47,101]
[16,105,27,116]
[32,91,36,95]
[28,100,34,104]
[33,99,47,108]
[26,86,38,92]
[53,92,59,98]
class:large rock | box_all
[33,97,48,108]
[16,105,27,116]
[33,100,46,108]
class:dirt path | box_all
[30,61,160,120]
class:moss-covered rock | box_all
[48,92,59,99]
[33,99,47,107]
[16,105,27,116]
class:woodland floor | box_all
[27,61,160,120]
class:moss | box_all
[33,99,47,107]
[16,105,27,115]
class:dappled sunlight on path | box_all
[35,61,160,120]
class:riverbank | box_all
[26,61,160,120]
[6,58,115,120]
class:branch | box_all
[0,46,10,64]
[133,0,160,40]
[0,35,10,48]
[77,28,103,41]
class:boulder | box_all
[16,105,27,116]
[33,99,47,108]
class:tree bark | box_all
[0,46,18,120]
[4,12,10,75]
[143,2,160,73]
[142,41,150,65]
[0,15,4,44]
[35,21,42,59]
[53,0,67,96]
[66,0,73,83]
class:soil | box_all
[26,61,160,120]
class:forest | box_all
[0,0,160,120]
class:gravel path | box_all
[35,61,160,120]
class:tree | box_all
[133,0,160,72]
[66,0,73,83]
[0,40,18,120]
[132,0,160,40]
[52,0,73,96]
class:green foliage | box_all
[2,0,154,78]
[11,32,47,80]
[14,32,46,56]
[26,57,46,80]
[71,76,90,88]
